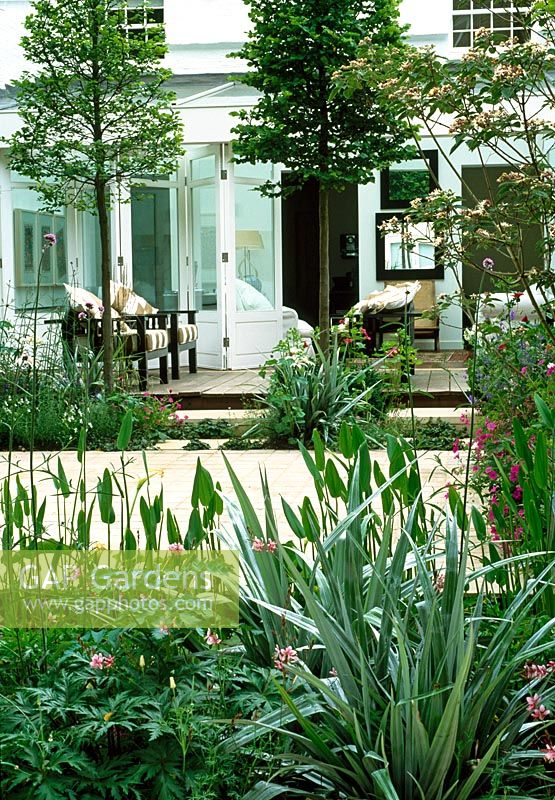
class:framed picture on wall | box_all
[381,150,439,210]
[14,210,67,287]
[14,209,38,287]
[376,212,444,281]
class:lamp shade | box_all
[236,229,264,249]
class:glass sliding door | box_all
[185,145,283,370]
[229,156,282,369]
[186,146,225,368]
[131,178,180,310]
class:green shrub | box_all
[0,627,280,800]
[255,329,388,445]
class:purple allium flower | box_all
[482,257,495,271]
[98,305,105,313]
[77,311,87,320]
[43,233,57,247]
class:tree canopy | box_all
[8,0,184,389]
[230,0,413,195]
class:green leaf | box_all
[533,431,548,490]
[338,420,353,458]
[535,393,554,429]
[324,459,345,498]
[117,410,134,452]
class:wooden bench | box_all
[51,308,198,390]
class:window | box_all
[12,187,68,309]
[453,1,531,48]
[113,0,164,41]
[375,213,444,281]
[131,184,180,310]
[381,150,439,210]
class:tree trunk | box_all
[96,179,114,393]
[318,183,330,354]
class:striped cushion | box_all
[110,281,158,315]
[145,329,169,352]
[171,324,198,345]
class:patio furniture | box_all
[55,284,198,389]
[386,279,440,351]
[354,281,421,356]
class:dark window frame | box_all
[380,150,439,210]
[375,212,445,281]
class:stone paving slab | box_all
[0,448,460,545]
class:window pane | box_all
[453,14,471,29]
[454,0,470,8]
[235,184,275,309]
[492,12,511,27]
[474,12,492,27]
[131,186,179,309]
[418,243,435,268]
[191,184,217,311]
[474,0,492,9]
[454,31,471,46]
[83,209,102,294]
[12,188,67,308]
[234,161,273,180]
[191,155,216,181]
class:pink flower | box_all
[168,542,185,553]
[482,257,495,271]
[512,485,523,502]
[452,438,460,455]
[266,540,277,553]
[485,466,498,482]
[547,363,555,376]
[274,644,298,670]
[526,694,551,720]
[524,663,549,680]
[520,366,528,376]
[78,311,87,320]
[491,525,499,541]
[542,744,555,762]
[205,629,222,646]
[486,421,497,432]
[509,465,520,483]
[460,412,470,426]
[43,232,57,246]
[90,652,114,670]
[252,537,265,552]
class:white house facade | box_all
[0,0,536,366]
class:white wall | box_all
[400,0,450,38]
[0,2,31,87]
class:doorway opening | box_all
[281,176,359,327]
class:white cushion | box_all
[355,281,422,314]
[298,318,314,337]
[64,284,103,318]
[477,284,553,323]
[236,278,273,311]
